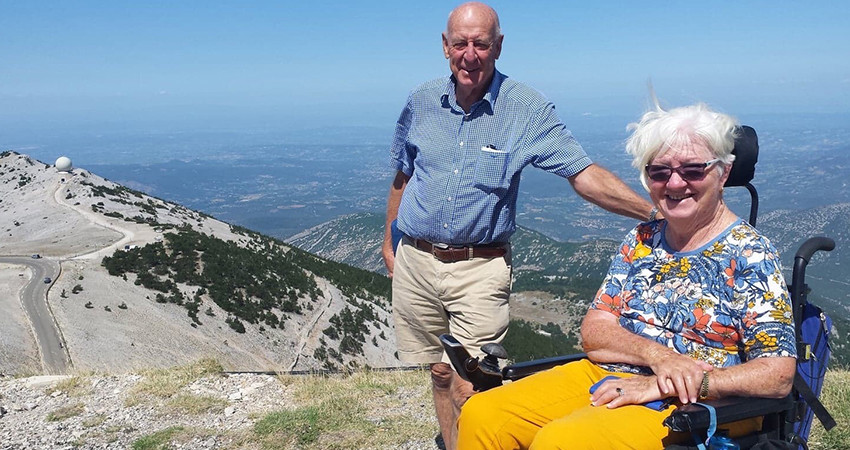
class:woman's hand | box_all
[649,350,714,404]
[590,375,665,409]
[580,310,714,403]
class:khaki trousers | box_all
[392,238,511,364]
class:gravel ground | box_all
[0,368,439,450]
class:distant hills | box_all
[287,213,388,274]
[287,212,618,280]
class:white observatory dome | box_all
[55,156,73,172]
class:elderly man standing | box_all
[382,3,655,449]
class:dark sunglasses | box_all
[644,159,721,182]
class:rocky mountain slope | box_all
[287,213,388,275]
[0,151,399,375]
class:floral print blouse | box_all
[591,219,796,374]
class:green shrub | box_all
[502,319,580,362]
[254,406,322,446]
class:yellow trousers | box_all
[457,359,759,449]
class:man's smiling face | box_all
[442,5,502,102]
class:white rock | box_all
[23,375,72,390]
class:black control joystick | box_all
[480,343,509,375]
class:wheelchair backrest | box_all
[726,125,759,187]
[726,125,760,225]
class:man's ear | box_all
[442,33,450,59]
[492,34,504,60]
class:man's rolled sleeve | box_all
[390,99,416,176]
[526,103,592,178]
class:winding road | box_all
[0,256,67,374]
[3,175,136,375]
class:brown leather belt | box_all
[411,238,507,263]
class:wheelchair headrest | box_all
[725,125,759,187]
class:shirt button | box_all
[454,169,459,174]
[443,223,448,229]
[459,141,464,147]
[447,197,452,201]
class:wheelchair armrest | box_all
[502,353,588,382]
[663,395,793,432]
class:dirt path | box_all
[287,278,337,371]
[51,178,135,261]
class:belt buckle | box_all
[431,242,452,261]
[432,242,448,259]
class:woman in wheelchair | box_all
[456,103,797,449]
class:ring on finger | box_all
[616,387,624,397]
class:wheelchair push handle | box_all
[795,236,835,263]
[792,237,835,297]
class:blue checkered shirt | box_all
[390,70,592,245]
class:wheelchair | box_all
[441,126,836,449]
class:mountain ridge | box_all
[0,151,399,375]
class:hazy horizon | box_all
[6,110,846,244]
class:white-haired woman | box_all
[456,103,797,449]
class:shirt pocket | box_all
[474,146,511,193]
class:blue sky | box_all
[2,1,849,135]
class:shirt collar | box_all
[441,69,504,112]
